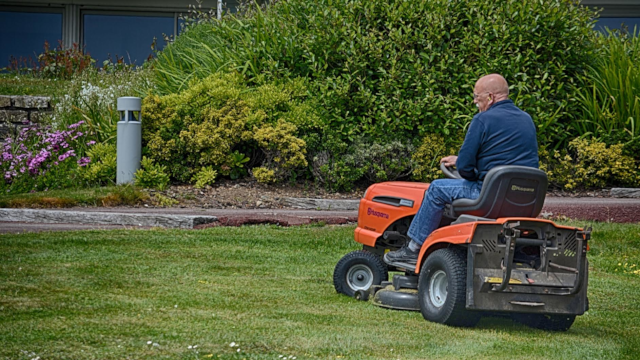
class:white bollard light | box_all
[116,97,142,185]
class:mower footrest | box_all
[385,260,416,273]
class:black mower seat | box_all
[446,165,547,219]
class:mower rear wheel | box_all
[334,250,388,297]
[418,248,480,327]
[511,313,576,331]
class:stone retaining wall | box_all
[0,95,52,142]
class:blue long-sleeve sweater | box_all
[456,99,539,181]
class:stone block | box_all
[0,209,218,229]
[12,96,50,109]
[0,121,13,139]
[283,197,360,210]
[0,96,11,107]
[30,111,52,123]
[611,188,640,198]
[0,110,29,123]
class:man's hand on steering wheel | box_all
[440,155,462,179]
[440,155,458,167]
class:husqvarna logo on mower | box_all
[367,208,389,219]
[511,185,535,193]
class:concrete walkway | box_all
[1,196,639,233]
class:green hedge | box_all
[157,0,596,143]
[152,0,600,189]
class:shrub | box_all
[312,151,364,192]
[1,121,89,193]
[253,120,308,178]
[142,73,314,183]
[353,140,414,183]
[543,138,639,190]
[219,151,250,180]
[152,193,179,207]
[80,142,116,185]
[253,167,276,184]
[192,166,218,188]
[134,157,170,190]
[312,138,414,190]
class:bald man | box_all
[384,74,539,267]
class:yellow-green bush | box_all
[192,166,218,188]
[543,138,639,189]
[142,73,314,183]
[253,167,276,184]
[134,157,170,191]
[412,134,458,183]
[81,143,116,185]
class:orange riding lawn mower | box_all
[333,164,591,331]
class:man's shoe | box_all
[384,245,419,265]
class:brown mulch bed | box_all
[146,179,364,209]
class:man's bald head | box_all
[475,74,509,97]
[473,74,509,112]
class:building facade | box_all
[0,0,241,67]
[0,0,639,69]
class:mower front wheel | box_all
[418,248,480,327]
[334,250,388,297]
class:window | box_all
[83,13,174,66]
[596,17,640,34]
[0,10,62,68]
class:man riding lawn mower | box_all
[333,75,591,331]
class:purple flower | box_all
[68,121,85,129]
[77,157,91,167]
[87,141,96,146]
[58,150,75,162]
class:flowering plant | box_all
[0,121,92,193]
[7,41,94,79]
[51,67,154,144]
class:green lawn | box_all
[1,222,639,360]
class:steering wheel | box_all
[440,162,462,179]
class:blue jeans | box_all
[407,179,483,245]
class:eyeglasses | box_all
[473,92,489,100]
